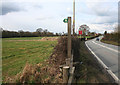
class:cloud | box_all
[66,7,72,14]
[91,4,117,17]
[76,1,118,25]
[1,2,22,15]
[0,0,118,33]
[85,2,118,24]
[86,1,118,16]
[1,1,43,15]
[93,16,117,24]
[88,23,117,33]
[36,17,53,20]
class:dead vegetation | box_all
[3,36,113,84]
[73,40,112,83]
[40,37,59,41]
[3,36,67,84]
[6,37,59,42]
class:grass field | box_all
[2,37,43,40]
[2,37,57,81]
[77,36,93,38]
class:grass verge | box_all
[77,36,93,38]
[74,40,112,83]
[101,39,119,46]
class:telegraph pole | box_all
[73,0,75,35]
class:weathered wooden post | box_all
[63,17,72,84]
[68,17,71,60]
[66,58,70,66]
[63,66,69,83]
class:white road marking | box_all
[92,41,120,53]
[85,41,120,84]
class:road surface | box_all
[85,36,119,81]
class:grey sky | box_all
[1,2,22,15]
[0,0,118,33]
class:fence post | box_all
[63,66,69,83]
[66,58,70,66]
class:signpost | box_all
[79,30,82,35]
[63,19,68,23]
[79,26,83,38]
[67,17,72,60]
[63,17,72,65]
[63,17,72,83]
[79,30,82,38]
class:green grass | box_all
[2,37,57,79]
[74,41,111,83]
[2,37,42,40]
[101,40,119,46]
[2,36,59,40]
[77,36,93,38]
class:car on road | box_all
[96,37,99,41]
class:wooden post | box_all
[63,66,69,83]
[68,17,71,59]
[66,58,70,66]
[68,67,75,85]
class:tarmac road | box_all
[85,36,120,82]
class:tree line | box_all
[102,25,120,45]
[103,31,120,43]
[1,27,102,38]
[1,28,58,38]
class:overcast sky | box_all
[0,0,119,34]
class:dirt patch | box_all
[40,37,59,41]
[6,37,59,42]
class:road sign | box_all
[79,31,82,35]
[63,19,68,23]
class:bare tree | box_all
[36,28,43,33]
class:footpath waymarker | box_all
[63,17,71,59]
[67,17,71,60]
[63,18,68,23]
[63,17,72,83]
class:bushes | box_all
[2,30,55,38]
[102,32,120,45]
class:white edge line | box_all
[92,41,119,53]
[85,41,120,84]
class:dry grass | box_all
[73,40,111,83]
[3,36,67,84]
[5,37,59,42]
